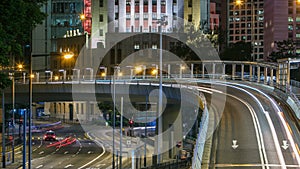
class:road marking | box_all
[88,151,93,154]
[265,111,286,169]
[78,132,106,169]
[281,140,289,150]
[96,164,106,167]
[223,82,300,166]
[16,151,22,155]
[64,151,69,154]
[39,151,44,155]
[226,92,268,168]
[64,164,73,168]
[36,165,43,169]
[232,140,239,149]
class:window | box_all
[288,25,293,31]
[99,0,103,7]
[115,13,119,20]
[144,13,148,19]
[161,0,166,13]
[296,34,300,38]
[134,42,140,50]
[152,43,157,49]
[152,13,157,19]
[99,14,103,22]
[188,14,192,22]
[188,0,192,7]
[99,29,103,36]
[297,17,300,22]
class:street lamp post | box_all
[156,15,168,164]
[112,66,117,169]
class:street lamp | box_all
[63,52,74,80]
[156,15,168,164]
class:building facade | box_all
[264,0,300,58]
[32,0,85,72]
[226,0,264,61]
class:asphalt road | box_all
[205,82,300,169]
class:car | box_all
[43,130,56,141]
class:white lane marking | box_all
[226,82,300,166]
[228,93,267,169]
[78,132,106,169]
[36,165,43,169]
[265,111,287,169]
[217,82,288,168]
[64,164,73,168]
[88,151,93,154]
[39,151,44,155]
[64,151,69,154]
[96,164,106,167]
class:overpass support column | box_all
[90,69,94,81]
[190,64,194,78]
[202,64,205,78]
[257,66,261,83]
[232,64,236,80]
[36,72,39,82]
[249,65,253,81]
[212,63,216,79]
[222,63,226,75]
[167,64,171,79]
[270,69,274,86]
[179,64,183,78]
[264,67,268,84]
[241,64,244,80]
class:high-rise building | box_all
[264,0,300,58]
[226,0,264,61]
[32,0,85,72]
[92,0,187,48]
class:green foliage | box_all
[170,24,222,61]
[0,0,46,89]
[268,39,298,62]
[220,41,252,61]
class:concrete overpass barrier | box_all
[192,96,208,168]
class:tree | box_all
[170,24,222,61]
[268,39,298,62]
[0,0,46,89]
[220,41,252,61]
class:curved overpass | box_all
[3,79,300,168]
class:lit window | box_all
[134,43,140,50]
[288,17,293,22]
[152,44,157,49]
[296,34,300,38]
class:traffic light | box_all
[129,119,134,127]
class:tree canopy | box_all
[0,0,46,89]
[268,39,298,62]
[220,41,252,61]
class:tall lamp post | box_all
[156,15,168,164]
